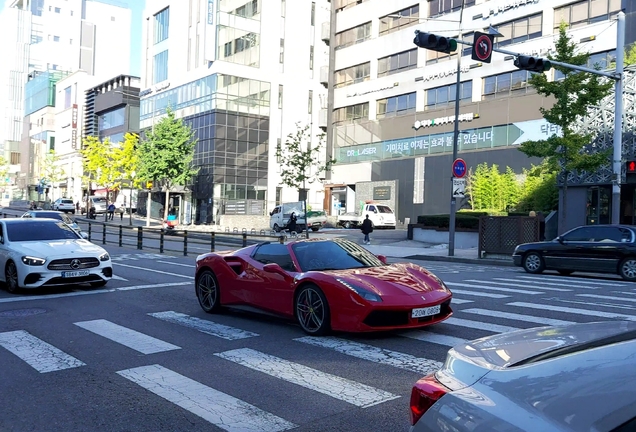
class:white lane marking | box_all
[112,275,128,281]
[446,288,509,299]
[215,348,399,408]
[443,317,519,333]
[117,364,296,432]
[149,311,259,340]
[0,330,85,373]
[399,330,467,348]
[490,278,572,291]
[114,263,194,279]
[0,281,192,303]
[508,302,636,321]
[577,293,636,304]
[74,319,181,354]
[450,298,473,304]
[493,278,596,291]
[295,336,442,375]
[449,281,543,295]
[516,275,631,287]
[617,291,636,296]
[156,260,195,268]
[462,308,574,326]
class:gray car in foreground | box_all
[410,321,636,432]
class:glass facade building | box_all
[24,70,70,116]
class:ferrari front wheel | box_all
[295,284,331,336]
[196,269,221,313]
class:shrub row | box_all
[416,214,480,230]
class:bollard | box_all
[242,233,247,247]
[137,227,143,250]
[102,223,107,245]
[159,230,164,253]
[210,232,215,252]
[88,223,92,241]
[118,225,123,247]
[183,230,188,256]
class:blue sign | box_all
[452,158,467,178]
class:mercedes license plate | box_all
[412,305,441,318]
[62,270,90,278]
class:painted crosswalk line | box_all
[443,317,519,333]
[295,336,442,375]
[508,302,636,321]
[445,288,509,299]
[500,277,598,291]
[577,293,636,304]
[490,278,572,291]
[451,281,543,295]
[74,319,181,354]
[450,298,473,304]
[149,311,259,340]
[399,330,467,347]
[215,348,399,408]
[462,308,574,327]
[0,330,85,373]
[117,364,296,432]
[517,275,631,287]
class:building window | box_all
[153,50,169,83]
[281,0,286,17]
[554,49,616,80]
[53,36,60,42]
[308,90,313,114]
[335,62,370,88]
[554,0,622,30]
[309,45,314,70]
[426,82,472,109]
[276,186,283,205]
[31,35,43,44]
[335,22,371,50]
[54,7,60,13]
[335,0,369,13]
[483,70,534,99]
[334,103,369,124]
[278,84,283,109]
[493,13,542,48]
[98,107,126,130]
[379,4,419,35]
[234,0,259,18]
[70,10,74,16]
[311,2,315,26]
[10,152,20,165]
[378,49,417,77]
[377,92,416,118]
[64,86,72,109]
[154,7,170,44]
[111,16,115,21]
[429,0,475,17]
[69,39,73,44]
[279,39,284,63]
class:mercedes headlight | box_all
[22,256,45,266]
[99,253,110,261]
[336,278,382,302]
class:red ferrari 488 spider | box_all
[194,238,452,335]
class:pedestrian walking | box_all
[361,214,373,244]
[107,202,115,221]
[288,212,298,234]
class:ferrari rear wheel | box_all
[196,269,221,313]
[295,284,330,336]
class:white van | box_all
[82,196,108,214]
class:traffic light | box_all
[413,30,457,54]
[627,160,636,174]
[514,56,552,73]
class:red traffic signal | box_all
[627,161,636,174]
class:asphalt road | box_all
[1,243,635,431]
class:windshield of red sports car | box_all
[292,240,384,271]
[6,221,80,242]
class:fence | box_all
[478,216,540,257]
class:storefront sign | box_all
[205,0,217,62]
[413,113,477,130]
[373,186,391,200]
[336,118,561,164]
[418,65,470,83]
[347,82,399,98]
[71,104,78,149]
[139,81,171,98]
[483,0,539,18]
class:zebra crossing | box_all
[1,272,635,431]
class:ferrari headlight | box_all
[336,278,382,302]
[22,256,45,266]
[99,253,110,262]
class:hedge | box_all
[416,214,480,230]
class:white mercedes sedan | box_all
[0,218,112,293]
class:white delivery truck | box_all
[269,202,328,232]
[337,202,396,229]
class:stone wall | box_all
[354,180,399,215]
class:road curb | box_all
[402,254,516,267]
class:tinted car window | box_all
[377,206,393,213]
[6,221,80,242]
[593,227,633,243]
[562,227,596,242]
[292,240,384,271]
[61,199,73,204]
[32,212,64,221]
[253,243,296,271]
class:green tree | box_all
[468,163,522,212]
[611,42,636,68]
[276,123,336,237]
[138,107,198,222]
[517,162,559,213]
[41,150,65,201]
[518,22,613,233]
[113,133,141,224]
[81,136,118,212]
[0,156,9,186]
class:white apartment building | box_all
[326,0,629,221]
[140,0,331,224]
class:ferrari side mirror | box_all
[263,263,285,274]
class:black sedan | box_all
[512,224,636,281]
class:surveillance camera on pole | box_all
[513,55,552,73]
[413,30,457,54]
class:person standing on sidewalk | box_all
[361,214,373,244]
[107,202,115,221]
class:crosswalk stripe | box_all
[399,330,467,347]
[450,298,473,304]
[508,302,636,321]
[497,278,597,290]
[443,317,519,333]
[446,288,509,299]
[74,319,181,354]
[577,293,636,304]
[462,308,574,326]
[516,275,630,287]
[294,336,442,375]
[215,348,399,408]
[454,281,543,295]
[0,330,85,373]
[489,278,572,292]
[156,260,194,268]
[117,364,296,432]
[149,311,259,340]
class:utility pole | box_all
[612,11,626,224]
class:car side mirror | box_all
[263,263,286,275]
[269,211,273,216]
[80,232,89,240]
[376,255,388,265]
[556,236,564,244]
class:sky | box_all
[0,0,146,76]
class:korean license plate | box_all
[62,270,90,278]
[412,305,441,318]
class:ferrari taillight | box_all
[409,374,449,426]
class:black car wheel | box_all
[343,221,351,229]
[558,270,573,276]
[523,252,545,274]
[5,261,19,294]
[273,224,281,233]
[619,257,636,281]
[196,269,221,313]
[295,284,330,336]
[311,227,320,232]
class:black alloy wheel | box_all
[196,269,221,313]
[295,284,330,336]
